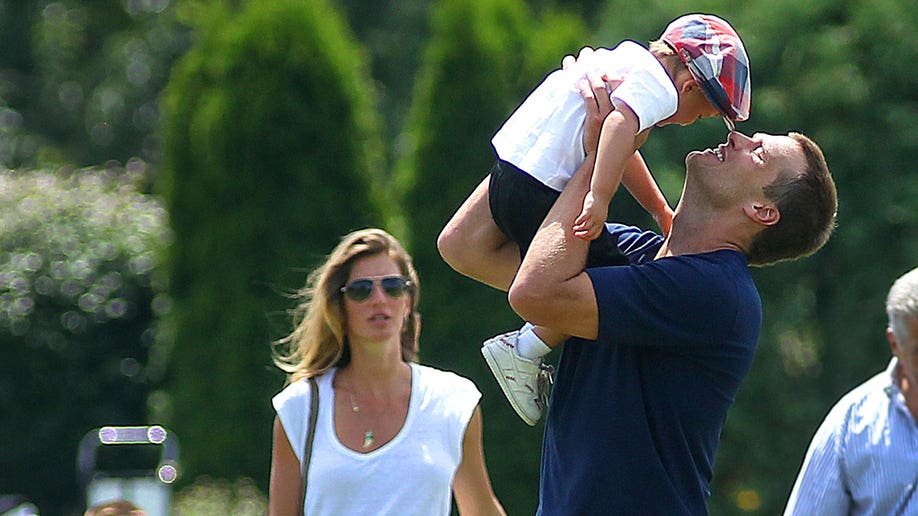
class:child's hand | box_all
[573,191,608,241]
[654,206,674,237]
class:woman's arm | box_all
[452,406,506,516]
[268,416,304,516]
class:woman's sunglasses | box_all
[340,276,412,302]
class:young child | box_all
[438,14,752,425]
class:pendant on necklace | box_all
[362,430,375,449]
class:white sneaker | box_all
[482,331,546,426]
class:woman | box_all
[269,228,505,515]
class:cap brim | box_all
[675,46,744,126]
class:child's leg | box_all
[517,323,565,359]
[438,175,522,291]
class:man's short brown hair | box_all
[746,132,838,266]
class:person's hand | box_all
[562,46,594,70]
[653,206,674,237]
[573,190,608,240]
[579,71,615,157]
[563,46,624,95]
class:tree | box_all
[0,0,190,168]
[392,0,586,511]
[158,0,389,487]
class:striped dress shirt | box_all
[784,358,918,515]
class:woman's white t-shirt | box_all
[272,362,482,516]
[491,40,678,192]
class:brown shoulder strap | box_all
[299,376,319,515]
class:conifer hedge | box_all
[393,1,587,511]
[159,0,387,486]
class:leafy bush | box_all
[0,162,170,515]
[172,476,266,516]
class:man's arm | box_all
[508,72,615,340]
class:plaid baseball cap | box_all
[661,14,751,131]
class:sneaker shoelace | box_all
[536,363,555,409]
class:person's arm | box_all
[572,99,640,241]
[268,416,304,516]
[621,150,673,236]
[509,72,613,339]
[452,406,506,516]
[783,415,851,515]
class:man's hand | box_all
[578,70,615,157]
[562,46,594,70]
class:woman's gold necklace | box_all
[347,389,377,449]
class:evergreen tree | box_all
[393,0,586,511]
[159,0,387,487]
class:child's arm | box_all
[621,151,673,236]
[572,103,640,241]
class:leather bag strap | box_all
[299,376,319,515]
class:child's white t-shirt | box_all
[272,362,481,516]
[491,40,678,192]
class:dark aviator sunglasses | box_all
[340,276,412,302]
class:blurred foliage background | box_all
[0,0,915,514]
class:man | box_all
[501,74,838,514]
[784,266,918,515]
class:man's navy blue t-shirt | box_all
[537,224,762,515]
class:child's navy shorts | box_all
[488,159,628,267]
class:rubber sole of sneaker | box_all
[482,344,538,426]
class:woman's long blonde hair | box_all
[273,228,420,383]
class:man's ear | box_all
[887,327,900,356]
[744,203,780,226]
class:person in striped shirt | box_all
[785,266,918,515]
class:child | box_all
[437,14,751,425]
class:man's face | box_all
[890,316,918,389]
[684,132,805,208]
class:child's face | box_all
[657,84,721,127]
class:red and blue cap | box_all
[661,14,751,131]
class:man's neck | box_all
[656,210,746,259]
[895,364,918,422]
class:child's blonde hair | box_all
[649,39,692,84]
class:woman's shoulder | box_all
[272,378,309,412]
[272,370,333,410]
[413,363,480,397]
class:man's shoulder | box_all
[831,369,892,421]
[650,251,760,316]
[606,223,663,263]
[676,249,752,278]
[654,248,752,277]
